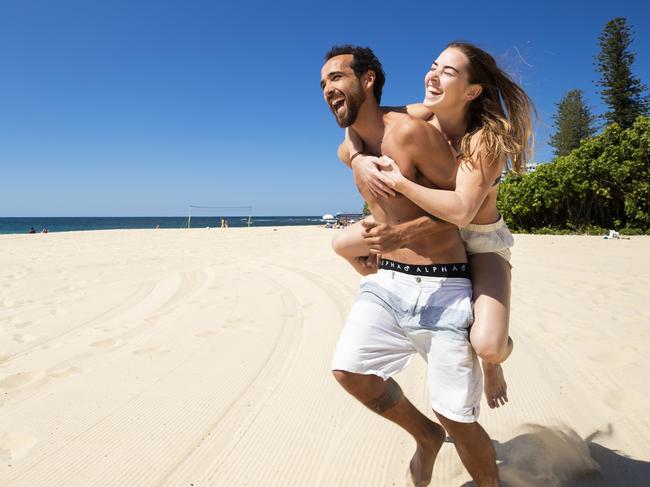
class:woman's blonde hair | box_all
[448,41,535,173]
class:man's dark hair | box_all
[325,45,385,104]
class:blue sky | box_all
[1,0,648,216]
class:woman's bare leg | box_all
[331,218,378,276]
[469,252,513,409]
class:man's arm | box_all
[338,128,395,198]
[386,128,504,228]
[337,138,353,168]
[361,215,454,254]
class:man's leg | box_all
[434,411,499,487]
[333,370,445,486]
[412,274,497,485]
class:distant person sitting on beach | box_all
[322,45,499,486]
[333,42,535,412]
[28,227,36,234]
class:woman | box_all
[333,41,535,409]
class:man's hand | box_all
[354,254,379,274]
[361,219,404,254]
[352,155,396,198]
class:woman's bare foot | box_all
[483,362,508,408]
[407,423,446,486]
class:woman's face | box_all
[423,47,479,112]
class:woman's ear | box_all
[466,84,483,101]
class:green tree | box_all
[498,116,650,233]
[362,201,371,216]
[550,89,596,157]
[595,17,649,128]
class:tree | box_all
[595,17,649,128]
[498,116,650,233]
[550,89,596,157]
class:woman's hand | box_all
[351,155,396,198]
[375,156,408,192]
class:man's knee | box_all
[332,369,371,393]
[435,413,483,443]
[436,412,468,432]
[332,369,352,386]
[332,370,401,412]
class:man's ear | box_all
[466,84,482,101]
[364,70,376,90]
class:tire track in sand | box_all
[155,266,305,486]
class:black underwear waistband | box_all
[380,259,471,278]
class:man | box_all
[321,45,499,486]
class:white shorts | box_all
[331,269,482,423]
[460,216,514,262]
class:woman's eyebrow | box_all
[431,62,459,73]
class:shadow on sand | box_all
[459,424,650,487]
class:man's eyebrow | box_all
[320,71,345,89]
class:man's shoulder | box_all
[388,114,445,148]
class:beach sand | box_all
[1,227,648,486]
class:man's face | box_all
[320,54,366,128]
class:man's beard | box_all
[332,85,366,128]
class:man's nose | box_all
[324,82,334,98]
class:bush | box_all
[619,226,646,235]
[498,116,650,233]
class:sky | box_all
[1,0,649,216]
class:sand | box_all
[0,227,648,486]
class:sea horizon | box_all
[0,215,350,235]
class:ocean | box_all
[0,216,328,235]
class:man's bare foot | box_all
[483,361,508,409]
[407,423,446,486]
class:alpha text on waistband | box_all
[379,259,471,278]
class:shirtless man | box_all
[321,45,499,486]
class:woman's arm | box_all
[338,128,396,198]
[381,131,504,228]
[405,103,433,120]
